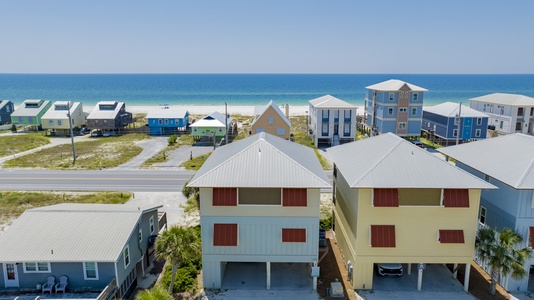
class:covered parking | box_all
[221,262,313,290]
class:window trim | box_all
[139,228,143,243]
[23,262,51,273]
[389,93,394,101]
[475,129,481,137]
[477,117,482,125]
[399,107,407,113]
[398,122,406,129]
[149,216,155,234]
[83,262,99,280]
[123,245,130,268]
[479,206,487,226]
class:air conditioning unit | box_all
[330,281,344,298]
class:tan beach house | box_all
[41,101,86,136]
[250,100,291,139]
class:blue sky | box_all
[1,0,533,74]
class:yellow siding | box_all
[250,106,290,139]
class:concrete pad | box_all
[204,289,322,300]
[221,262,313,290]
[126,192,189,226]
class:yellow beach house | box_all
[250,100,291,139]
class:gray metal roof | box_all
[308,95,358,109]
[42,101,82,120]
[438,134,534,189]
[423,102,488,118]
[251,100,291,127]
[0,204,161,262]
[190,111,232,128]
[365,79,428,92]
[146,109,189,119]
[188,132,331,188]
[326,133,495,189]
[469,93,534,106]
[11,99,51,117]
[87,101,128,120]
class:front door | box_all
[3,263,19,287]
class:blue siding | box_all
[407,120,422,135]
[147,113,189,135]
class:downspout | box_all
[136,217,145,277]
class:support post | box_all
[266,262,271,289]
[417,267,423,291]
[464,263,470,292]
[453,263,458,279]
[225,102,228,145]
[313,262,318,291]
[407,263,412,275]
[67,101,76,164]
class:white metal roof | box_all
[438,134,534,189]
[326,133,495,189]
[146,109,189,119]
[188,132,331,188]
[190,111,232,128]
[87,101,128,120]
[423,102,488,118]
[11,99,51,117]
[470,93,534,106]
[0,100,12,110]
[365,79,428,92]
[251,100,291,127]
[42,101,82,120]
[0,204,161,262]
[308,95,358,109]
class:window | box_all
[370,225,396,247]
[500,121,503,129]
[399,188,441,206]
[413,93,418,101]
[454,117,459,125]
[83,262,99,280]
[158,119,162,125]
[276,128,286,135]
[443,189,469,207]
[57,120,62,126]
[214,224,238,246]
[477,118,482,125]
[193,128,197,132]
[344,110,351,119]
[239,188,281,205]
[218,128,222,132]
[24,262,50,273]
[479,206,487,225]
[322,110,329,119]
[213,187,237,206]
[123,246,130,267]
[175,119,180,124]
[438,230,465,243]
[283,188,307,206]
[484,174,490,182]
[398,122,406,129]
[388,107,393,115]
[282,229,306,242]
[139,228,142,243]
[343,124,350,136]
[475,129,481,137]
[411,107,417,115]
[389,93,394,101]
[48,120,54,125]
[268,116,273,123]
[399,107,407,113]
[373,188,399,207]
[149,216,155,234]
[164,119,169,125]
[322,124,329,136]
[453,129,458,137]
[28,117,33,123]
[500,106,504,114]
[256,128,265,133]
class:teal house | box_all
[146,109,189,135]
[10,99,52,130]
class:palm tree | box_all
[475,227,532,295]
[135,285,173,300]
[155,225,201,294]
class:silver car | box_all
[377,263,403,276]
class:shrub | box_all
[320,215,332,230]
[11,124,17,133]
[168,134,177,145]
[160,263,198,293]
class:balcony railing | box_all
[97,278,117,300]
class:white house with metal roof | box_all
[0,204,162,299]
[326,133,495,291]
[469,93,534,135]
[41,101,86,135]
[308,95,357,147]
[438,133,534,292]
[250,100,291,139]
[188,132,330,290]
[190,111,232,141]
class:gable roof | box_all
[437,134,534,189]
[190,111,232,128]
[327,133,494,189]
[87,101,128,120]
[251,100,291,127]
[11,99,51,117]
[308,95,358,109]
[0,100,13,110]
[423,102,488,118]
[188,132,330,188]
[0,204,161,262]
[42,101,82,120]
[365,79,428,92]
[470,93,534,106]
[146,109,189,119]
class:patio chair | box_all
[55,276,68,293]
[41,275,55,294]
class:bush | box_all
[168,134,177,145]
[160,263,198,293]
[11,124,17,133]
[320,215,332,230]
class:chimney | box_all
[285,104,289,118]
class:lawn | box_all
[180,153,211,170]
[3,134,148,170]
[0,133,50,157]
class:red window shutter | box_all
[283,188,307,207]
[373,189,399,207]
[443,189,469,208]
[213,224,238,246]
[213,188,237,206]
[282,229,306,242]
[529,227,534,246]
[370,225,396,247]
[439,230,465,243]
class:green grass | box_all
[420,137,442,149]
[180,153,211,170]
[0,133,50,157]
[0,191,131,225]
[3,134,148,170]
[142,134,196,167]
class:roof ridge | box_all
[517,155,534,188]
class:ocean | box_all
[1,74,533,107]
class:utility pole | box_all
[67,101,77,164]
[456,102,462,145]
[225,102,228,145]
[305,110,309,146]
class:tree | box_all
[135,285,173,300]
[475,227,532,295]
[155,225,201,294]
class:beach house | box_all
[250,101,291,139]
[187,132,330,290]
[438,134,534,292]
[10,99,52,130]
[327,133,494,291]
[0,204,163,299]
[0,100,14,125]
[364,79,427,137]
[422,102,489,145]
[190,111,232,142]
[41,101,86,136]
[308,95,357,147]
[469,93,534,135]
[146,109,189,135]
[86,101,133,131]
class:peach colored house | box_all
[250,101,291,139]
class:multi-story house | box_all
[0,100,14,125]
[469,93,534,135]
[422,101,489,145]
[86,101,133,131]
[250,100,291,139]
[327,133,494,291]
[308,95,357,147]
[10,99,52,130]
[438,133,534,292]
[364,79,427,137]
[41,101,86,136]
[187,132,330,290]
[146,109,189,135]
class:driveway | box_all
[111,137,168,169]
[150,145,213,170]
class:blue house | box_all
[422,102,489,145]
[438,134,534,292]
[0,204,163,299]
[364,79,428,137]
[0,100,14,125]
[146,109,189,135]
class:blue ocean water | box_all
[0,74,533,107]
